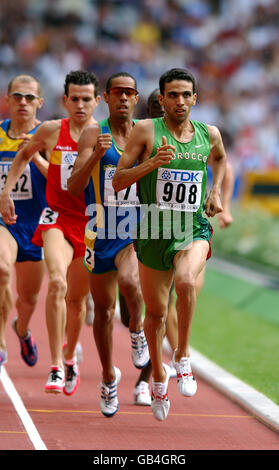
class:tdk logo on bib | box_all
[161,169,202,183]
[161,170,172,180]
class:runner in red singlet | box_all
[0,70,100,395]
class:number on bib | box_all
[156,168,203,212]
[0,162,32,200]
[39,207,59,225]
[61,151,77,190]
[104,167,140,207]
[84,247,95,271]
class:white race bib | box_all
[104,167,140,207]
[84,246,95,271]
[39,207,59,225]
[0,162,32,200]
[61,151,77,191]
[156,167,203,212]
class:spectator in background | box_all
[0,1,279,216]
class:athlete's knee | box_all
[118,273,139,297]
[48,273,67,298]
[16,292,38,311]
[0,259,12,287]
[174,274,196,297]
[145,306,167,329]
[66,296,86,314]
[94,303,115,325]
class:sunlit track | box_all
[27,408,254,419]
[0,366,47,450]
[1,273,279,451]
[0,431,27,434]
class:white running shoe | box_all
[151,363,171,421]
[172,350,197,397]
[45,366,65,393]
[63,360,80,396]
[100,367,121,417]
[62,343,80,396]
[168,360,177,378]
[130,329,150,369]
[133,381,151,406]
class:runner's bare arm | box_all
[12,132,49,178]
[112,120,176,192]
[68,124,111,197]
[31,152,49,178]
[205,125,227,217]
[218,161,234,228]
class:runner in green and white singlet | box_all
[112,68,227,422]
[135,117,212,271]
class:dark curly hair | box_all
[64,70,99,97]
[159,68,196,95]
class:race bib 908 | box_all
[156,168,203,212]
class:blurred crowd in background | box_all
[1,0,279,184]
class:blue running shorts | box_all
[0,218,43,262]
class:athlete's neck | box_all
[108,116,134,149]
[69,117,97,142]
[163,116,195,143]
[8,118,40,138]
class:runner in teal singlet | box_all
[113,68,227,421]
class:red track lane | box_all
[0,272,278,453]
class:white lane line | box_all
[163,338,279,434]
[0,366,47,450]
[209,256,279,289]
[118,302,279,434]
[190,347,279,434]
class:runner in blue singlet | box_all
[0,74,48,371]
[68,72,150,417]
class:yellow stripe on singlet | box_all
[0,128,21,152]
[84,228,97,250]
[90,159,104,228]
[50,150,62,165]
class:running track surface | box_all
[0,273,278,453]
